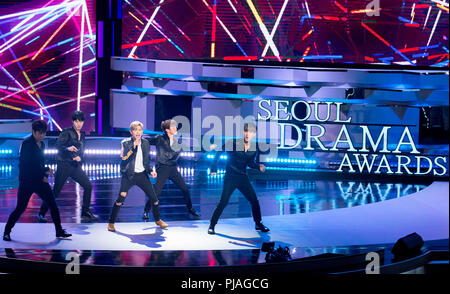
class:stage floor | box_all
[0,163,434,223]
[0,180,448,251]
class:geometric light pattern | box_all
[122,0,448,67]
[0,0,96,131]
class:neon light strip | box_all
[301,29,314,40]
[0,58,96,103]
[150,22,184,54]
[32,4,81,61]
[424,6,432,29]
[211,0,217,58]
[129,11,144,25]
[122,38,166,49]
[305,0,311,17]
[25,36,40,45]
[398,16,418,24]
[245,0,280,60]
[0,66,61,129]
[128,0,165,58]
[0,4,73,54]
[22,71,60,130]
[351,9,382,13]
[437,3,449,12]
[300,46,311,62]
[201,0,248,56]
[224,56,258,60]
[334,0,347,13]
[36,93,95,111]
[10,0,57,32]
[261,0,289,58]
[0,1,75,51]
[426,10,442,47]
[81,0,94,40]
[227,0,238,13]
[0,2,75,20]
[302,55,343,59]
[431,0,449,7]
[77,6,86,110]
[361,22,390,47]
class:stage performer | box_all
[108,121,168,232]
[208,123,270,235]
[38,110,98,222]
[3,120,71,241]
[142,119,200,220]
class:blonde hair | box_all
[129,121,144,131]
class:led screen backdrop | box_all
[0,0,96,132]
[122,0,449,67]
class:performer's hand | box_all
[210,144,217,150]
[67,146,78,152]
[133,139,141,148]
[73,156,81,162]
[150,171,157,178]
[210,172,216,176]
[259,164,266,172]
[46,169,54,175]
[43,177,48,183]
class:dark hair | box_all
[32,120,48,133]
[72,110,85,122]
[244,123,257,132]
[161,119,177,132]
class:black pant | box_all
[109,172,160,223]
[4,181,63,234]
[39,161,92,216]
[210,173,262,227]
[144,165,192,212]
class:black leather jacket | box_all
[210,138,260,175]
[19,135,50,184]
[56,127,85,163]
[147,134,181,168]
[120,137,152,177]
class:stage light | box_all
[0,149,13,155]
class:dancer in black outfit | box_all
[3,120,71,241]
[143,119,200,220]
[38,111,98,222]
[208,123,269,235]
[108,121,168,232]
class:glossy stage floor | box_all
[0,163,448,254]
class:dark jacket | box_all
[147,134,181,168]
[210,138,260,175]
[56,127,85,163]
[19,135,50,184]
[120,137,152,177]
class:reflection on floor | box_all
[0,182,448,252]
[0,162,431,223]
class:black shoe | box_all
[207,226,215,235]
[188,208,200,217]
[3,233,11,242]
[56,229,72,239]
[255,223,270,232]
[142,211,150,220]
[81,209,99,220]
[37,214,48,223]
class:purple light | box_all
[98,21,103,58]
[98,98,102,135]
